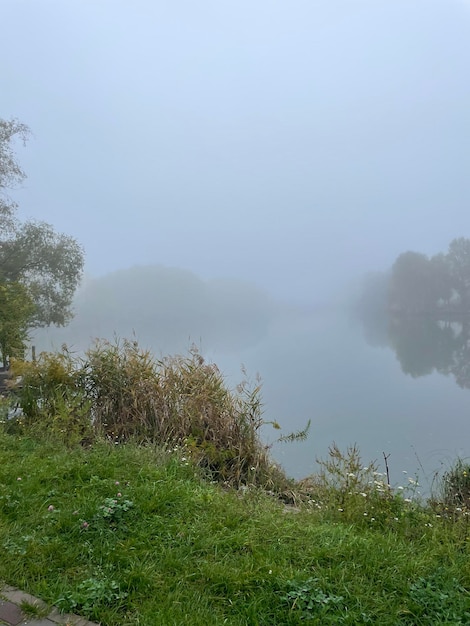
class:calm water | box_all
[211,308,470,490]
[34,304,470,492]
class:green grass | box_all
[1,431,470,625]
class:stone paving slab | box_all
[0,586,100,626]
[0,602,23,626]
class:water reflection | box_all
[362,312,470,389]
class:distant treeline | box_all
[358,238,470,388]
[360,237,470,315]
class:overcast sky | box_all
[3,0,470,302]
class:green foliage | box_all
[96,496,134,526]
[280,578,347,622]
[404,572,470,625]
[1,220,85,327]
[83,338,159,440]
[10,341,292,488]
[84,339,278,486]
[276,419,310,443]
[0,433,469,625]
[10,350,92,446]
[0,280,34,366]
[19,600,48,619]
[0,116,84,361]
[298,443,423,531]
[0,117,29,221]
[55,577,127,617]
[438,459,470,512]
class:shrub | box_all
[10,349,92,446]
[9,340,296,489]
[436,459,470,513]
[298,443,419,528]
[84,339,160,440]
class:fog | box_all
[33,266,279,357]
[4,0,470,303]
[4,0,470,480]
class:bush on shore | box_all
[7,340,307,490]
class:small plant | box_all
[280,577,345,621]
[19,600,49,619]
[403,572,470,625]
[298,443,421,528]
[440,459,470,510]
[55,577,127,617]
[3,537,28,556]
[97,496,134,525]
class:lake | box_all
[33,302,470,494]
[209,306,470,493]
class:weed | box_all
[298,443,419,529]
[403,571,470,624]
[281,577,345,618]
[10,341,302,488]
[19,600,49,618]
[9,349,92,446]
[55,576,127,617]
[440,459,470,510]
[96,497,134,525]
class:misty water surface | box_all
[210,308,470,491]
[33,268,470,492]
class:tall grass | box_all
[440,459,470,510]
[9,340,302,488]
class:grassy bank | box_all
[1,343,470,624]
[1,431,470,625]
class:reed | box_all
[10,340,298,489]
